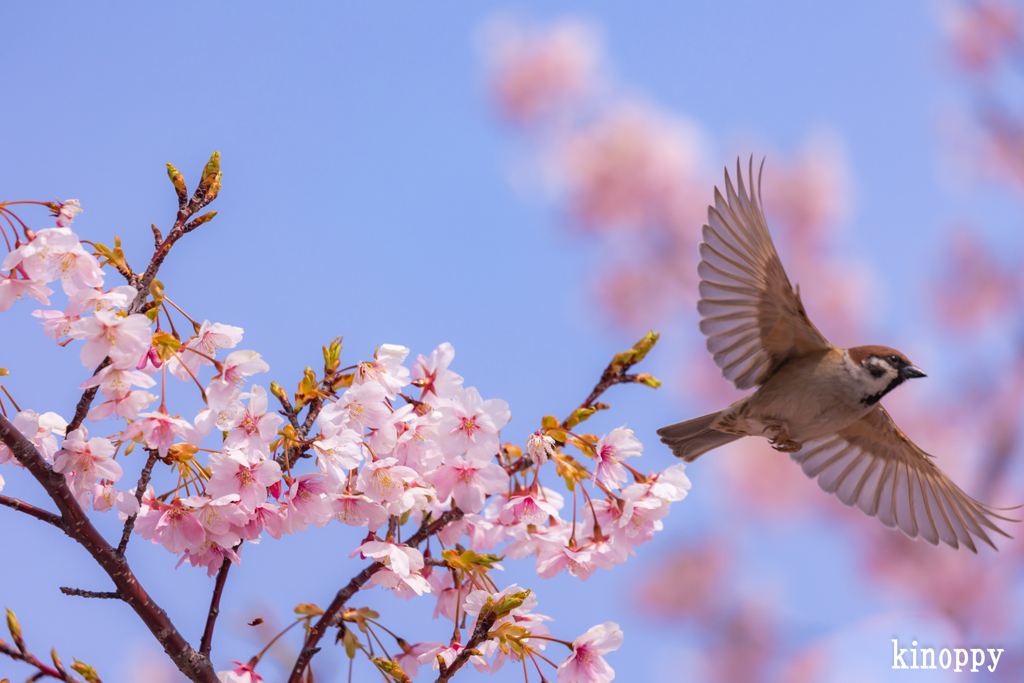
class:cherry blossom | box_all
[556,622,623,683]
[65,285,137,316]
[333,494,389,530]
[592,426,642,489]
[277,473,333,534]
[86,390,157,421]
[54,199,82,227]
[53,428,122,504]
[2,227,103,293]
[412,342,464,406]
[526,430,557,466]
[312,424,364,484]
[217,661,262,683]
[79,363,156,399]
[320,381,390,431]
[223,385,283,460]
[206,448,281,513]
[355,457,419,504]
[32,308,76,341]
[499,487,563,525]
[536,537,613,581]
[436,386,510,461]
[0,410,67,464]
[353,540,424,578]
[68,308,152,368]
[0,274,53,312]
[205,350,269,411]
[168,320,243,383]
[427,456,510,514]
[355,343,412,397]
[135,498,206,554]
[121,412,201,457]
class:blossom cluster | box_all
[0,200,688,682]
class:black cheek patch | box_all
[861,376,905,406]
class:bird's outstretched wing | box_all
[791,404,1016,552]
[697,158,832,389]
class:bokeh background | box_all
[2,2,1024,681]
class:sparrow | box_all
[657,158,1015,552]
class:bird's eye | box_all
[888,354,899,365]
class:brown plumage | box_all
[658,158,1017,552]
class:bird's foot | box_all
[760,419,802,453]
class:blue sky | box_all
[1,2,1018,682]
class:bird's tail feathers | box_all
[657,411,741,462]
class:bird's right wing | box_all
[791,404,1017,552]
[697,158,832,389]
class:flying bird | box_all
[657,158,1015,552]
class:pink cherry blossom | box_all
[312,425,364,484]
[0,274,53,312]
[79,363,156,399]
[53,428,122,504]
[427,456,510,514]
[321,381,390,431]
[217,661,262,683]
[223,386,284,460]
[65,285,137,316]
[412,342,464,406]
[168,320,243,382]
[184,494,250,548]
[333,494,389,530]
[54,199,82,227]
[32,308,76,342]
[526,430,557,466]
[499,487,563,525]
[437,386,510,461]
[86,390,157,422]
[92,483,139,519]
[646,462,691,502]
[592,426,642,489]
[463,583,538,618]
[136,498,206,554]
[0,410,67,465]
[355,343,411,397]
[2,228,103,293]
[485,18,599,122]
[536,539,613,581]
[121,412,201,457]
[395,642,439,679]
[206,449,281,513]
[356,458,419,504]
[556,622,623,683]
[206,350,269,411]
[68,308,152,368]
[353,540,424,578]
[366,567,432,598]
[278,473,334,533]
[392,410,444,472]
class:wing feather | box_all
[790,405,1015,552]
[697,158,831,389]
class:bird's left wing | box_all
[697,158,832,390]
[791,405,1016,552]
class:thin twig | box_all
[199,545,239,658]
[66,358,111,434]
[0,494,65,529]
[0,641,83,682]
[59,587,122,600]
[117,449,159,556]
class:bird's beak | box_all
[902,365,926,379]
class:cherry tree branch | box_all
[59,587,121,600]
[0,415,216,683]
[434,610,499,683]
[286,507,466,683]
[0,641,83,683]
[199,546,239,658]
[0,494,65,529]
[117,449,159,556]
[65,358,110,434]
